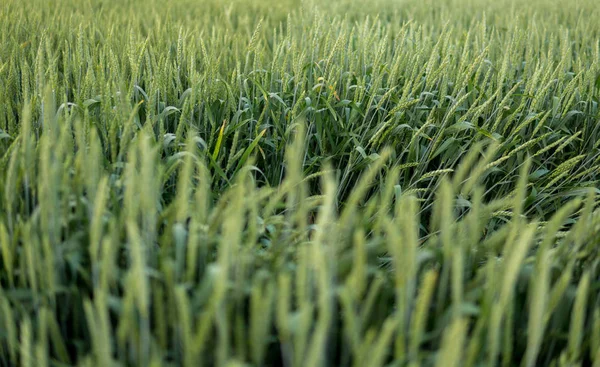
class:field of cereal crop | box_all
[0,0,599,365]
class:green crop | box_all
[0,0,599,366]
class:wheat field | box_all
[0,0,599,366]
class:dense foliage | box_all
[0,0,599,366]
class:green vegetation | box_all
[1,0,599,365]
